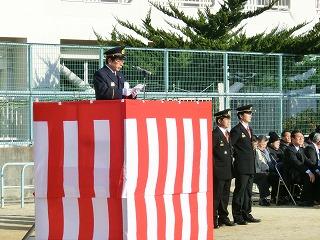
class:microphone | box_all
[132,66,152,76]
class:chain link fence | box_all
[0,42,319,145]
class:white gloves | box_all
[122,82,132,96]
[132,84,145,98]
[122,82,145,97]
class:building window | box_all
[316,0,320,10]
[155,0,215,8]
[246,0,290,11]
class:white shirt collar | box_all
[294,145,300,151]
[240,121,249,129]
[106,64,116,75]
[312,142,319,154]
[218,126,228,135]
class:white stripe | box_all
[93,198,109,240]
[164,118,177,194]
[123,196,137,240]
[145,118,159,195]
[35,198,49,240]
[182,119,193,193]
[164,195,175,240]
[94,120,110,197]
[34,121,48,198]
[145,196,158,240]
[197,193,208,240]
[199,119,208,192]
[63,121,79,197]
[62,198,79,239]
[122,119,139,197]
[180,194,191,240]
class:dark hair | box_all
[281,130,291,137]
[251,135,258,142]
[291,129,303,139]
[215,116,230,124]
[257,135,268,142]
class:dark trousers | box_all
[214,177,232,223]
[232,174,254,220]
[253,172,270,199]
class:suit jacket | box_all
[304,144,319,172]
[230,123,255,175]
[284,144,309,181]
[213,127,233,180]
[93,65,125,100]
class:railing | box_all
[0,162,34,208]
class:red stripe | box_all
[190,119,200,239]
[78,112,95,197]
[207,192,214,239]
[189,194,199,240]
[173,118,184,239]
[173,195,183,239]
[78,198,94,239]
[47,198,64,239]
[47,120,64,239]
[134,118,148,240]
[108,198,123,239]
[155,118,167,239]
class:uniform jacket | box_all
[93,65,125,100]
[230,122,255,175]
[304,143,320,172]
[213,127,233,180]
[284,144,310,181]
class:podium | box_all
[33,100,213,240]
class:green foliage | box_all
[95,0,320,54]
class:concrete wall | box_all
[0,146,33,201]
[0,0,319,44]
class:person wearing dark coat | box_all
[279,130,291,152]
[284,130,316,206]
[93,46,143,100]
[267,132,286,203]
[231,104,261,225]
[304,132,320,203]
[213,109,235,229]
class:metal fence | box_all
[0,42,320,145]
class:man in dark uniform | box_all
[93,46,143,100]
[213,109,235,229]
[231,104,261,225]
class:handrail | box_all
[0,162,34,208]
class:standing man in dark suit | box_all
[93,46,143,100]
[303,132,320,203]
[213,109,235,229]
[231,104,261,225]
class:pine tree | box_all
[95,0,320,54]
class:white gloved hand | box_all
[133,84,145,91]
[122,88,132,96]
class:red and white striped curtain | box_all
[34,100,213,240]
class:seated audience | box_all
[284,130,317,206]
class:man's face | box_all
[292,132,304,147]
[241,112,252,123]
[218,117,231,129]
[282,132,291,144]
[108,58,124,72]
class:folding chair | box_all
[269,155,297,205]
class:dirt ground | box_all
[0,202,319,240]
[215,204,320,240]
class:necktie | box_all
[224,131,229,142]
[246,126,251,138]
